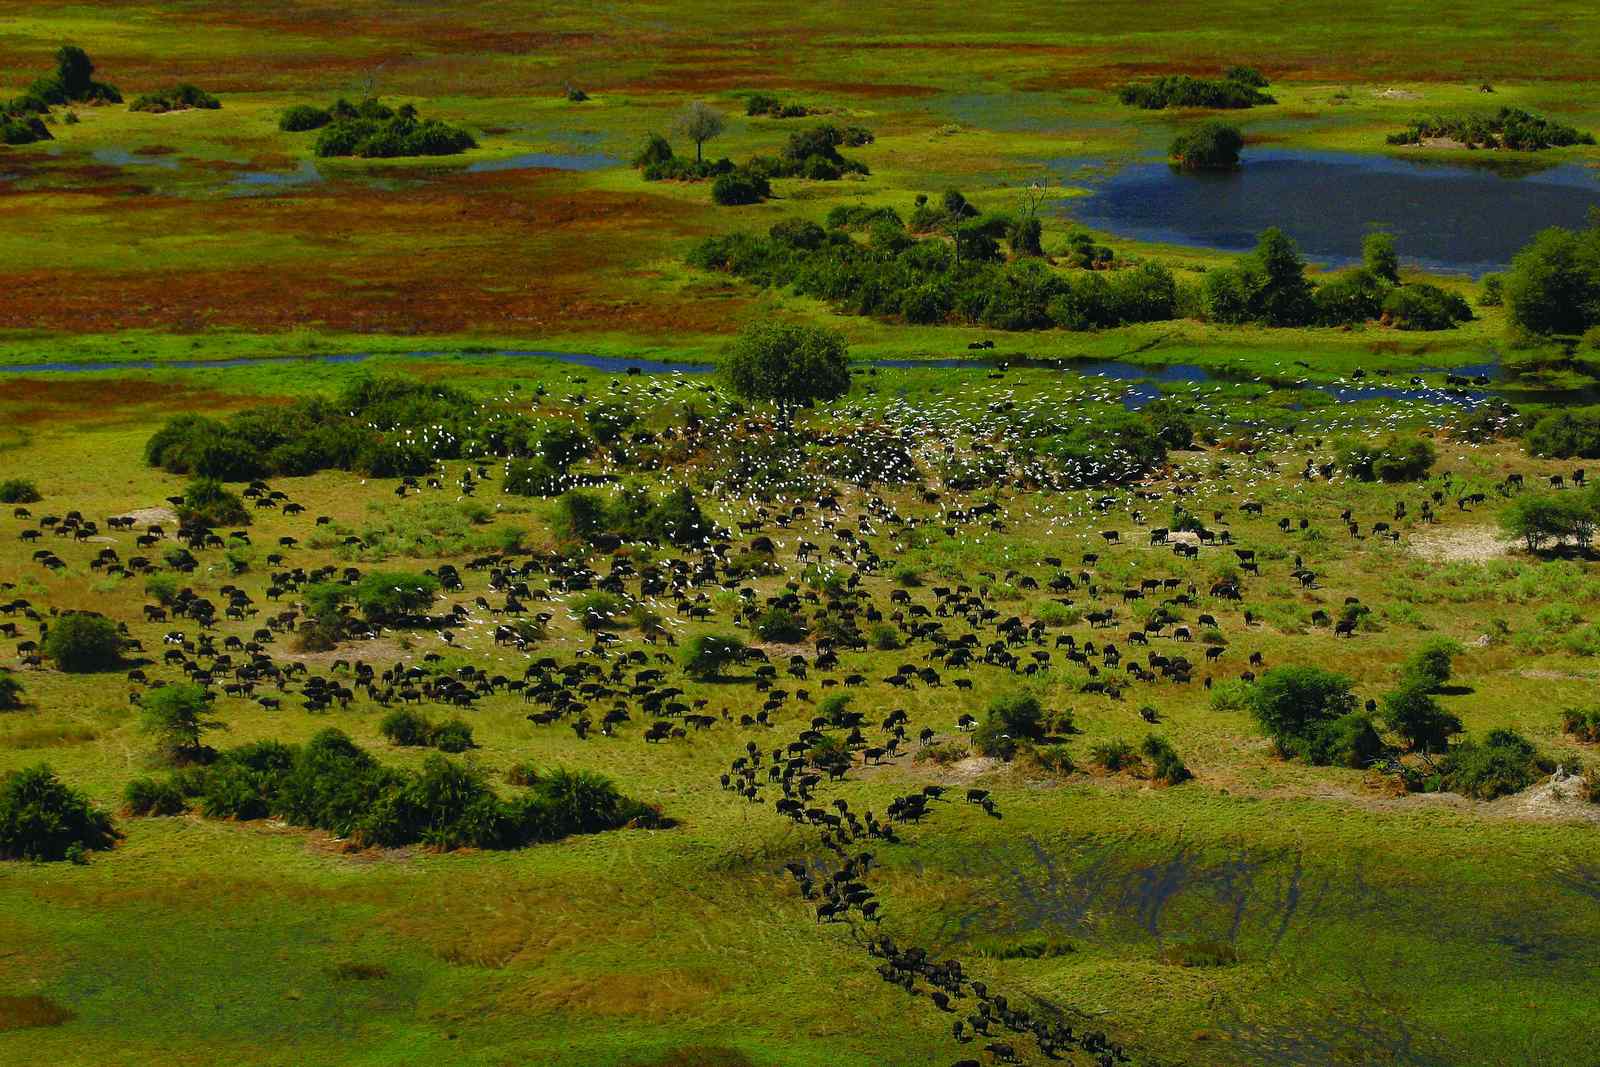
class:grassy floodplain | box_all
[4,4,1600,1067]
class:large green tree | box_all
[724,323,850,405]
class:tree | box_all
[1499,491,1593,551]
[724,323,850,405]
[1245,665,1356,753]
[1524,407,1600,459]
[353,571,440,624]
[180,477,250,526]
[1402,638,1463,692]
[1504,224,1600,336]
[140,683,223,760]
[535,422,591,472]
[1204,228,1315,326]
[673,102,726,163]
[973,692,1046,759]
[1363,231,1400,285]
[44,613,122,673]
[1381,685,1462,754]
[1336,435,1435,482]
[54,45,95,98]
[681,634,747,679]
[1251,228,1316,326]
[1169,121,1243,170]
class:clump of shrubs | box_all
[1430,729,1548,799]
[1561,707,1600,743]
[746,93,811,118]
[1170,121,1243,170]
[1386,108,1593,151]
[278,97,475,158]
[4,44,121,144]
[1141,735,1193,784]
[0,478,40,503]
[1118,67,1274,109]
[379,709,476,752]
[973,693,1047,760]
[1246,665,1385,768]
[130,84,220,113]
[0,764,118,862]
[1335,435,1437,482]
[681,634,749,680]
[162,728,658,850]
[546,484,711,547]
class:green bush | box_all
[432,719,475,754]
[380,709,435,747]
[974,692,1046,759]
[712,170,771,205]
[1385,108,1593,151]
[123,776,187,816]
[1382,283,1473,330]
[1091,738,1142,772]
[869,622,902,651]
[754,606,808,642]
[1245,665,1357,758]
[572,591,629,630]
[1439,729,1545,799]
[44,613,122,673]
[1523,407,1600,459]
[1204,228,1315,327]
[0,478,40,503]
[1381,684,1462,753]
[1505,223,1600,337]
[307,99,476,159]
[724,323,850,405]
[180,477,251,526]
[682,634,747,679]
[0,764,117,862]
[1402,637,1463,692]
[1141,734,1192,784]
[1336,435,1436,482]
[1170,121,1243,170]
[1118,70,1275,109]
[353,571,440,624]
[0,671,22,710]
[280,104,331,131]
[130,83,220,112]
[633,132,673,168]
[1302,712,1386,768]
[139,683,222,760]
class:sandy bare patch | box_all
[1409,526,1513,563]
[279,637,408,665]
[1485,768,1600,825]
[1374,87,1421,100]
[121,506,179,526]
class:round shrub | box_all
[1170,121,1243,170]
[380,709,434,747]
[280,104,331,131]
[682,634,747,679]
[754,606,808,642]
[123,776,187,816]
[44,613,122,673]
[0,670,23,710]
[724,323,850,405]
[712,170,770,205]
[0,765,117,861]
[431,719,475,754]
[0,478,40,503]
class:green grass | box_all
[6,4,1600,1063]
